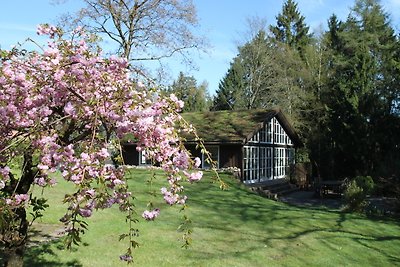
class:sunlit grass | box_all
[6,168,400,266]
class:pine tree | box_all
[269,0,312,58]
[212,58,245,110]
[319,0,400,178]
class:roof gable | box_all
[181,109,302,146]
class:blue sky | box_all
[1,0,399,95]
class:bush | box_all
[354,176,374,195]
[344,176,375,212]
[344,180,366,211]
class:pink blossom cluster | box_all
[161,187,186,205]
[6,194,29,208]
[0,25,204,259]
[169,93,184,111]
[142,208,160,221]
[36,24,58,37]
[34,176,57,187]
[184,170,203,183]
[0,166,10,189]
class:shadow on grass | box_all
[0,241,82,267]
[183,174,400,265]
[24,240,83,267]
[0,228,83,267]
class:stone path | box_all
[279,190,344,210]
[279,190,399,216]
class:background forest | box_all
[170,0,400,185]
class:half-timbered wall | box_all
[243,117,295,184]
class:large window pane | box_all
[243,146,259,183]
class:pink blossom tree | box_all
[0,24,204,266]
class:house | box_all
[122,109,302,185]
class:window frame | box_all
[138,150,152,166]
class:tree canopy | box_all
[269,0,312,58]
[168,72,210,112]
[57,0,207,85]
[316,0,400,178]
[214,0,400,179]
[212,30,276,110]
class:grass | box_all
[3,169,400,266]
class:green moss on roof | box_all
[181,109,277,143]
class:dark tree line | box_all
[212,0,400,180]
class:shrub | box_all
[344,176,375,212]
[354,176,374,195]
[344,180,366,211]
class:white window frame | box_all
[272,117,294,146]
[138,151,152,166]
[274,147,286,179]
[243,146,259,184]
[250,118,294,145]
[259,147,273,182]
[265,121,273,144]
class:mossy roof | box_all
[181,109,301,146]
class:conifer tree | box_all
[319,0,400,178]
[212,58,245,110]
[269,0,312,58]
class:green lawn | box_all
[6,169,400,266]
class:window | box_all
[244,117,296,183]
[243,146,259,183]
[249,131,260,143]
[274,148,286,178]
[271,117,293,145]
[259,126,266,143]
[139,151,152,165]
[249,121,274,144]
[273,118,285,144]
[259,147,273,181]
[244,146,295,183]
[286,148,295,167]
[249,118,294,146]
[266,121,273,143]
[202,146,219,169]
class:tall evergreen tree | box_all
[268,0,319,155]
[269,0,312,58]
[212,58,245,110]
[318,0,400,178]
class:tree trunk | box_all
[3,245,25,267]
[2,150,36,267]
[2,206,29,267]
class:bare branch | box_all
[57,0,206,68]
